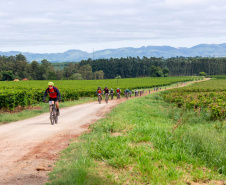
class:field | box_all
[162,79,226,120]
[1,76,225,184]
[46,80,226,184]
[0,76,196,110]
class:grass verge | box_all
[0,97,96,124]
[47,92,226,185]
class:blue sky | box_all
[0,0,226,53]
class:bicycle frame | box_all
[117,92,120,99]
[111,93,114,100]
[49,101,58,125]
[105,93,109,103]
[98,93,102,104]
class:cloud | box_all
[0,0,226,52]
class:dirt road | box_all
[0,98,128,185]
[0,79,209,185]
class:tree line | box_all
[0,54,225,81]
[0,54,103,81]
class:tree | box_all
[16,53,26,61]
[150,65,157,77]
[199,72,206,76]
[156,70,163,77]
[94,70,104,80]
[162,68,169,77]
[30,60,39,79]
[69,73,83,80]
[2,70,14,81]
[79,64,93,80]
[115,74,121,84]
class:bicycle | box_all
[111,93,114,100]
[98,93,102,104]
[117,92,120,99]
[135,91,138,97]
[105,93,109,103]
[125,92,129,99]
[49,101,58,125]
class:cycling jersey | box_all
[116,89,120,93]
[110,90,114,93]
[43,86,61,101]
[96,88,103,94]
[104,88,109,94]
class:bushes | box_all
[162,79,226,120]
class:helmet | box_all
[117,88,119,89]
[105,87,107,89]
[98,87,100,89]
[111,88,113,90]
[48,82,54,86]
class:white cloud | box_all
[0,0,226,53]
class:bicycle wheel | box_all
[105,94,108,103]
[98,95,101,104]
[55,110,58,124]
[50,111,55,125]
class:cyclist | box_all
[110,88,114,94]
[43,82,61,116]
[116,88,121,99]
[96,87,103,99]
[135,90,138,97]
[116,88,121,94]
[124,88,130,98]
[103,87,110,98]
[110,88,114,99]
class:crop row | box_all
[0,77,195,91]
[162,79,226,120]
[0,77,195,110]
[168,79,226,92]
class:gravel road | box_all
[0,99,126,185]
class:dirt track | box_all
[0,97,130,185]
[0,79,209,185]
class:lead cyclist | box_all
[43,82,61,116]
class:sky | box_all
[0,0,226,53]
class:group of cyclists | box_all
[43,82,133,117]
[96,87,131,99]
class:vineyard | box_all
[0,76,195,110]
[162,79,226,120]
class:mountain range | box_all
[1,43,226,63]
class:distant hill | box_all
[1,43,226,62]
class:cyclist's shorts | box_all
[49,97,58,102]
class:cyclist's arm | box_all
[43,89,48,101]
[56,88,62,101]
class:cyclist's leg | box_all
[49,98,53,119]
[53,98,60,116]
[55,101,59,109]
[49,98,53,112]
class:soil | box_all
[0,79,211,185]
[0,106,42,114]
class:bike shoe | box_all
[57,110,60,116]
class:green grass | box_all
[0,97,96,124]
[47,93,226,185]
